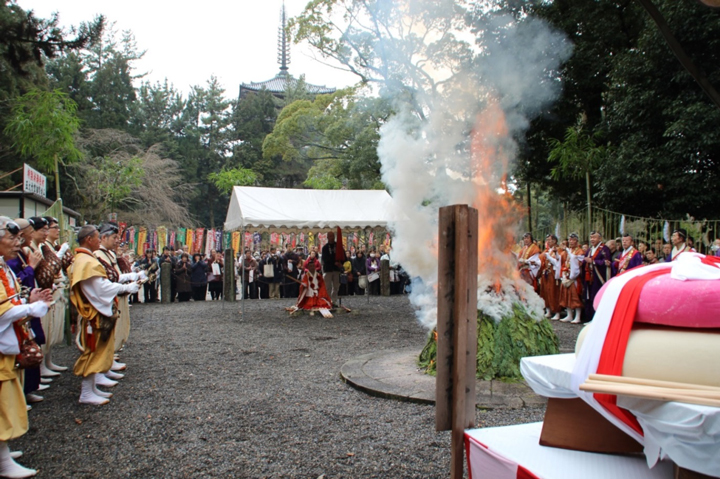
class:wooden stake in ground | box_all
[435,204,478,479]
[224,248,235,302]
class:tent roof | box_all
[224,187,395,230]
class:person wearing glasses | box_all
[0,216,53,478]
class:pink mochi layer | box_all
[594,276,720,328]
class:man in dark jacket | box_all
[159,246,177,301]
[282,246,300,299]
[321,231,344,305]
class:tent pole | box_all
[241,225,245,320]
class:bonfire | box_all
[418,102,559,380]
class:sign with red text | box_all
[23,164,47,197]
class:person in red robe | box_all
[296,259,332,310]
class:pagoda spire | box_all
[277,2,291,76]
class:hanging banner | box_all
[157,226,167,252]
[223,231,231,252]
[215,229,222,251]
[137,228,147,255]
[194,229,205,254]
[244,232,252,250]
[205,229,214,257]
[186,229,194,252]
[126,227,135,250]
[232,231,241,255]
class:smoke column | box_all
[378,6,572,329]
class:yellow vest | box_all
[69,248,107,323]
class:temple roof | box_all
[240,73,336,97]
[238,3,336,99]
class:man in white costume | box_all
[93,223,142,389]
[70,226,140,405]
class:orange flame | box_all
[470,99,524,289]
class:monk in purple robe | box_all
[611,234,644,276]
[583,231,612,323]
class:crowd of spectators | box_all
[121,241,409,303]
[236,243,409,300]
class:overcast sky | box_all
[19,0,359,97]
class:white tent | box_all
[224,186,395,231]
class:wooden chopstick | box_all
[589,374,720,393]
[580,381,720,408]
[584,379,720,400]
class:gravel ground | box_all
[15,295,582,479]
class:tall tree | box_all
[231,89,278,183]
[0,2,103,98]
[290,0,473,119]
[4,88,83,199]
[67,129,193,225]
[178,77,232,227]
[263,88,390,189]
[131,79,186,148]
[80,25,145,130]
[599,0,720,218]
[0,3,103,187]
[512,0,644,210]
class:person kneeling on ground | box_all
[296,259,332,310]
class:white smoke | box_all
[379,7,572,329]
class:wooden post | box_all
[435,204,478,479]
[160,262,171,303]
[380,258,391,296]
[224,248,235,302]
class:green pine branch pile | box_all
[418,304,559,381]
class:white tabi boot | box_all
[95,373,118,388]
[560,308,573,323]
[105,370,124,380]
[543,308,552,318]
[39,363,60,378]
[44,351,68,372]
[550,311,561,321]
[9,451,22,460]
[571,308,583,324]
[0,441,37,478]
[111,360,126,372]
[39,377,51,384]
[79,374,110,405]
[91,381,113,399]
